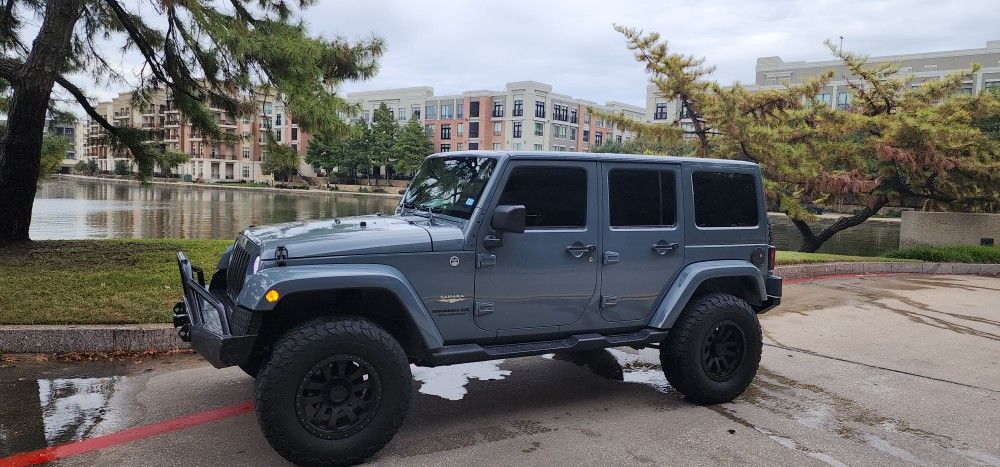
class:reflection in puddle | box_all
[38,377,121,445]
[0,376,123,456]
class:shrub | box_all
[113,160,130,175]
[885,245,1000,263]
[371,187,386,193]
[357,186,370,193]
[329,185,339,191]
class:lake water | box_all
[31,177,899,255]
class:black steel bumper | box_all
[175,252,258,368]
[759,273,783,312]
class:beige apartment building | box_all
[647,39,1000,124]
[83,90,314,182]
[346,81,644,158]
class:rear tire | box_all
[254,316,412,466]
[660,293,762,405]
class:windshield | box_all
[401,156,497,220]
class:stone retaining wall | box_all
[900,211,1000,247]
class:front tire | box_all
[254,317,412,466]
[660,293,762,405]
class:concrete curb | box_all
[2,262,998,354]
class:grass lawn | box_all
[0,239,937,325]
[774,251,906,265]
[0,239,230,325]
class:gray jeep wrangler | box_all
[174,151,782,465]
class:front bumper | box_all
[175,252,258,368]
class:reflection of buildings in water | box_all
[57,177,399,239]
[37,377,121,446]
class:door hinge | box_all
[475,301,495,316]
[477,253,497,268]
[603,251,620,265]
[601,295,618,308]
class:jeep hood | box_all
[244,215,433,259]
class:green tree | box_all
[0,0,384,244]
[157,150,189,177]
[602,25,1000,252]
[113,159,130,175]
[306,119,374,182]
[262,137,300,182]
[392,116,433,175]
[370,103,399,183]
[37,134,69,183]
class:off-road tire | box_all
[254,316,412,466]
[660,293,762,405]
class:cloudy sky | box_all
[80,0,1000,107]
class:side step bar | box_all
[428,328,668,366]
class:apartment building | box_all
[346,81,644,156]
[646,39,1000,124]
[83,89,313,182]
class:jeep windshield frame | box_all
[400,155,498,220]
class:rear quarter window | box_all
[692,171,760,228]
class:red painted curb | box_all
[0,400,254,466]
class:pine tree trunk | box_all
[0,0,81,245]
[792,197,889,253]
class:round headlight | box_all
[252,256,262,274]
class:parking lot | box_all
[2,274,998,466]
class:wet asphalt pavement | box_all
[1,274,998,466]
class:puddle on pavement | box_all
[0,373,128,456]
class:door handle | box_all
[651,241,679,255]
[565,242,597,258]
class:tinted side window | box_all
[609,169,677,227]
[693,171,759,227]
[498,166,587,228]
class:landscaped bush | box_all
[371,187,386,193]
[885,245,1000,263]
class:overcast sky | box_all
[81,0,1000,107]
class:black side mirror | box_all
[492,205,526,233]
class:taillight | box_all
[768,246,776,271]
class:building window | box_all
[985,81,1000,90]
[616,135,622,143]
[512,121,522,138]
[469,122,479,138]
[533,143,543,150]
[513,99,523,117]
[275,130,282,143]
[569,127,577,141]
[493,101,503,118]
[817,93,832,107]
[291,127,298,141]
[424,124,435,137]
[594,132,603,145]
[553,104,568,121]
[493,121,502,136]
[412,107,421,119]
[583,129,589,142]
[570,109,578,123]
[440,144,451,152]
[291,143,298,153]
[535,100,545,118]
[493,143,501,150]
[584,112,591,124]
[441,125,451,140]
[678,104,693,119]
[512,142,522,150]
[957,82,974,95]
[242,147,250,159]
[457,123,464,136]
[363,110,370,122]
[242,166,251,178]
[534,122,543,136]
[441,104,453,119]
[469,142,479,150]
[469,100,480,118]
[275,114,283,126]
[837,92,850,110]
[456,143,463,151]
[654,103,668,120]
[457,102,464,118]
[399,107,406,121]
[425,104,437,119]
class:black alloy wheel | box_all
[700,320,745,381]
[296,355,383,439]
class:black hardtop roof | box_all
[428,150,758,168]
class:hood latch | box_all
[275,246,288,266]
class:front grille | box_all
[226,236,252,297]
